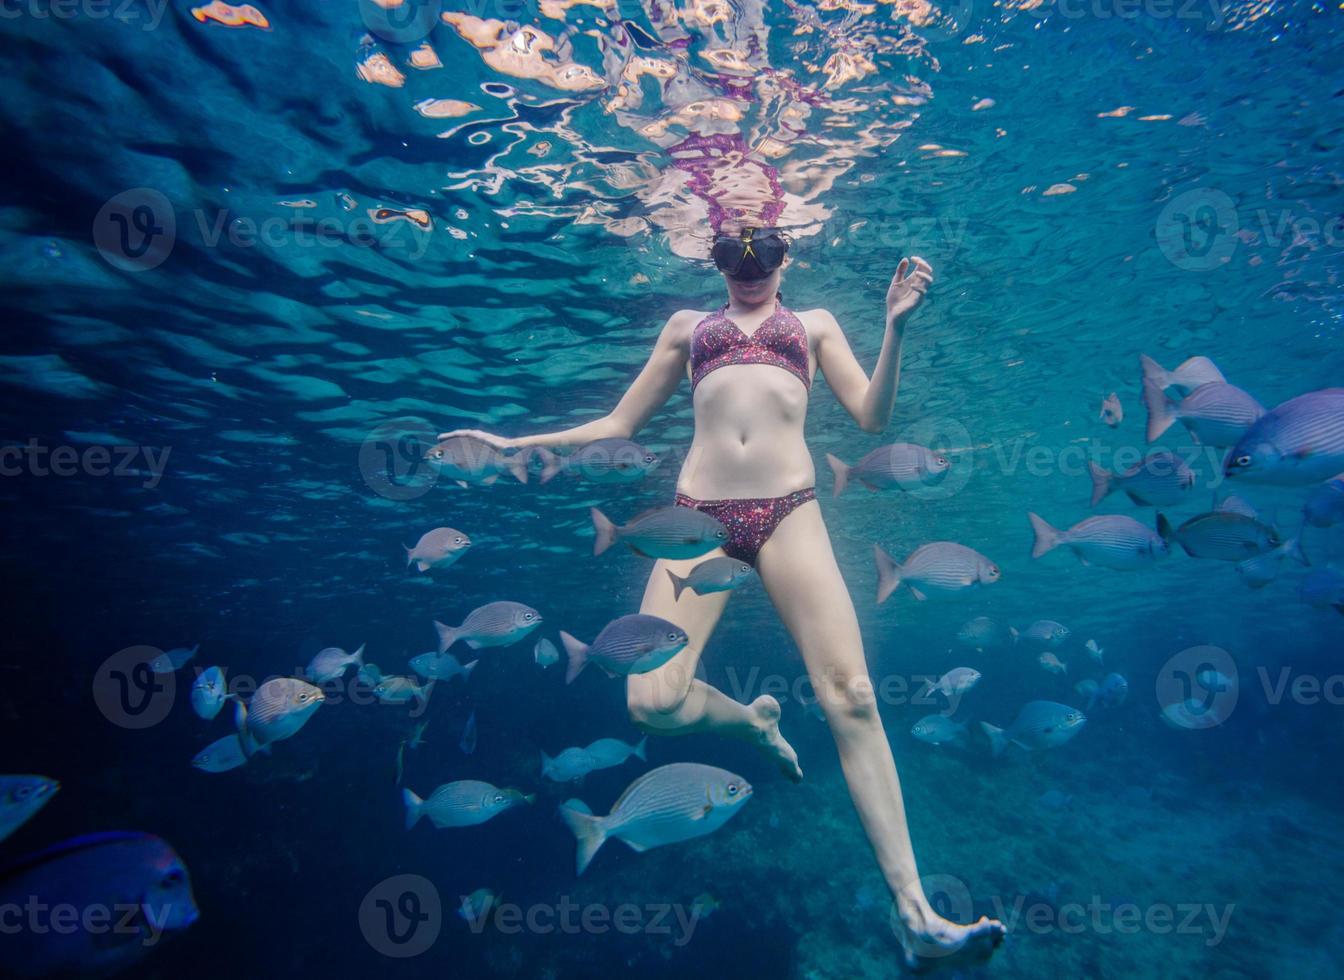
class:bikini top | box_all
[689,299,812,392]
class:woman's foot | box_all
[748,695,803,782]
[894,903,1006,974]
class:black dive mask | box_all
[711,228,788,280]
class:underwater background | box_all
[2,0,1343,977]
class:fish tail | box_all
[462,659,479,681]
[434,620,457,655]
[558,799,606,876]
[1155,513,1185,555]
[632,736,647,761]
[1143,377,1179,442]
[536,447,563,484]
[1028,512,1062,559]
[505,448,530,484]
[980,722,1007,759]
[402,788,424,830]
[404,546,414,569]
[590,508,618,557]
[1008,626,1019,647]
[559,631,589,685]
[1139,352,1172,391]
[666,568,688,601]
[873,544,902,605]
[825,453,851,498]
[540,751,552,778]
[1087,461,1113,508]
[352,644,365,667]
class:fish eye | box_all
[161,869,184,888]
[727,783,738,795]
[454,536,465,545]
[14,786,32,800]
[739,564,750,573]
[936,456,948,466]
[298,693,311,703]
[1234,454,1252,467]
[667,631,679,640]
[524,612,535,621]
[644,455,656,464]
[989,565,1000,576]
[493,793,505,804]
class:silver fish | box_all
[423,435,528,486]
[1011,620,1072,649]
[919,668,981,700]
[558,763,751,875]
[981,701,1086,756]
[1088,451,1195,507]
[873,541,1000,604]
[1075,679,1100,711]
[1099,392,1123,427]
[1084,639,1104,664]
[1100,673,1129,707]
[405,527,471,572]
[1139,353,1227,395]
[591,505,728,559]
[149,644,198,675]
[955,616,1003,651]
[559,614,689,684]
[1029,512,1169,569]
[542,747,598,783]
[374,675,433,705]
[1303,475,1344,527]
[436,601,542,653]
[357,662,384,686]
[666,556,756,600]
[534,637,560,668]
[409,651,478,682]
[825,443,950,497]
[584,736,647,769]
[190,666,231,721]
[0,775,59,844]
[1144,380,1264,446]
[911,715,969,748]
[1225,389,1344,485]
[236,677,324,751]
[1039,652,1068,676]
[402,780,534,830]
[537,438,660,484]
[305,644,364,684]
[1158,511,1304,563]
[191,735,248,774]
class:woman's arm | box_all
[438,310,696,450]
[815,257,933,434]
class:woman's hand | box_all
[886,256,934,325]
[434,428,516,451]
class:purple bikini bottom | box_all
[673,487,817,566]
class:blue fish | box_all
[1226,388,1344,484]
[460,711,477,755]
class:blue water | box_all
[2,0,1343,977]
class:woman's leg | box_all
[755,499,1005,971]
[625,550,803,781]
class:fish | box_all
[955,616,1003,651]
[1087,451,1195,507]
[1010,620,1072,649]
[304,644,365,684]
[666,556,756,600]
[1099,392,1123,427]
[559,614,690,684]
[423,435,529,486]
[1029,512,1169,569]
[190,666,232,720]
[191,735,248,773]
[1157,511,1305,564]
[435,601,543,653]
[460,711,477,755]
[873,541,1000,604]
[235,677,324,752]
[1300,568,1344,611]
[584,736,648,770]
[981,701,1086,757]
[1100,673,1129,707]
[406,719,429,750]
[557,763,752,875]
[1143,380,1265,446]
[536,438,660,484]
[1225,389,1344,485]
[373,676,434,705]
[534,637,560,668]
[691,892,722,919]
[1074,679,1100,711]
[0,776,59,844]
[149,644,199,674]
[357,662,384,686]
[1160,697,1220,729]
[458,887,499,928]
[542,747,598,783]
[825,443,950,496]
[1303,475,1344,527]
[405,527,472,572]
[1139,353,1227,395]
[911,715,969,748]
[402,781,534,830]
[591,506,729,559]
[409,651,478,682]
[1039,652,1068,676]
[0,833,199,977]
[918,668,981,700]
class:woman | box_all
[439,226,1005,971]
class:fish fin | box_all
[1008,626,1019,647]
[537,447,563,484]
[873,544,902,605]
[666,569,687,601]
[434,621,457,655]
[506,448,530,484]
[402,788,424,830]
[909,585,928,601]
[462,659,479,680]
[1285,535,1309,567]
[632,736,647,762]
[599,665,619,679]
[590,508,617,557]
[352,644,365,666]
[558,800,606,875]
[1028,512,1062,559]
[825,453,850,498]
[1139,353,1169,392]
[1088,462,1113,508]
[559,631,589,685]
[1142,378,1179,443]
[404,546,414,569]
[628,544,652,559]
[416,560,431,572]
[1155,513,1178,548]
[457,480,470,489]
[980,722,1007,759]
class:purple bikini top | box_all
[690,300,811,392]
